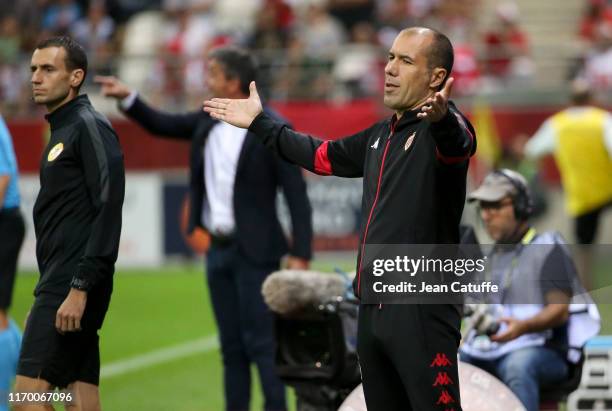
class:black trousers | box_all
[206,242,286,411]
[574,200,612,244]
[357,304,462,411]
[0,208,25,310]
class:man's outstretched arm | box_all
[204,82,369,177]
[96,75,204,140]
[416,78,476,165]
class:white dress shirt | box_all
[201,122,247,234]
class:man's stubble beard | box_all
[33,88,71,109]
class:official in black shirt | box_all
[15,36,124,410]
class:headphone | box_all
[492,169,533,221]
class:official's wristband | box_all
[70,277,90,291]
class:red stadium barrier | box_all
[7,101,592,184]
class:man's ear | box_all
[429,68,447,90]
[70,69,85,89]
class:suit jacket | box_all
[124,96,313,264]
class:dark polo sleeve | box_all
[71,113,125,291]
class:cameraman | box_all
[460,169,576,411]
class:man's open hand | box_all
[417,77,454,122]
[203,81,263,129]
[56,288,87,334]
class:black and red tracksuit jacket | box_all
[249,102,476,297]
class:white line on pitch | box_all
[100,335,219,379]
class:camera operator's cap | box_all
[467,169,527,202]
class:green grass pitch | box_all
[10,259,357,411]
[9,258,612,410]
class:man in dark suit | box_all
[96,47,313,411]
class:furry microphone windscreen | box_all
[261,270,347,316]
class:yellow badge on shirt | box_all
[47,142,64,162]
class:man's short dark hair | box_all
[36,36,88,91]
[425,30,454,90]
[208,46,257,95]
[570,79,592,105]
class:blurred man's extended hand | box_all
[203,81,263,129]
[94,75,132,100]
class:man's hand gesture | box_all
[94,75,132,100]
[203,81,263,129]
[417,77,454,122]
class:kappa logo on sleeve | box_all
[47,142,64,162]
[433,371,454,386]
[436,390,455,405]
[430,353,453,367]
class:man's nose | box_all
[31,71,41,83]
[480,208,492,222]
[385,60,397,76]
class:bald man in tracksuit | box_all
[205,27,476,411]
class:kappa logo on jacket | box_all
[370,136,380,149]
[47,142,64,162]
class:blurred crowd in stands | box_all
[0,0,611,116]
[575,0,612,90]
